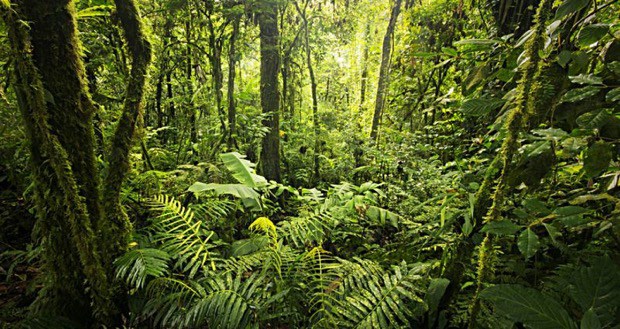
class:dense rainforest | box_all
[0,0,619,327]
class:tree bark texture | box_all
[258,0,281,182]
[370,0,402,141]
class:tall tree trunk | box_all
[102,0,152,263]
[207,0,226,135]
[258,0,281,182]
[227,13,241,150]
[186,19,197,145]
[282,25,302,126]
[370,0,402,141]
[359,21,371,110]
[295,1,320,183]
[3,0,114,324]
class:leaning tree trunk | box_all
[370,0,402,141]
[258,0,281,182]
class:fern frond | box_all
[279,210,333,248]
[114,248,170,289]
[144,277,204,327]
[144,273,268,329]
[303,247,341,327]
[332,260,426,328]
[147,195,219,278]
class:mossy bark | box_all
[3,0,114,324]
[436,0,554,323]
[3,0,151,325]
[467,0,553,325]
[102,0,152,263]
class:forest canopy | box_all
[0,0,619,328]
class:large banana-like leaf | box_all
[480,284,577,329]
[220,152,268,187]
[189,182,261,210]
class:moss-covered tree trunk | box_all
[102,0,152,264]
[3,0,113,324]
[3,0,151,325]
[258,0,281,182]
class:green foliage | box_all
[334,261,427,328]
[114,248,170,289]
[480,284,577,329]
[147,195,219,279]
[482,257,620,328]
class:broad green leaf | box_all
[480,284,577,329]
[583,141,612,178]
[518,229,540,259]
[577,24,609,47]
[560,86,600,103]
[606,87,620,102]
[569,256,620,323]
[543,223,562,245]
[425,278,450,313]
[553,206,589,227]
[569,51,590,75]
[366,206,400,228]
[558,50,572,67]
[580,309,602,329]
[189,182,261,209]
[480,220,520,236]
[608,61,620,75]
[569,74,603,85]
[532,128,568,141]
[522,141,552,158]
[576,109,612,129]
[523,198,551,215]
[555,0,589,19]
[219,152,267,188]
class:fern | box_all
[147,195,219,278]
[114,248,170,289]
[279,210,333,248]
[143,272,268,329]
[331,259,427,328]
[302,247,341,327]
